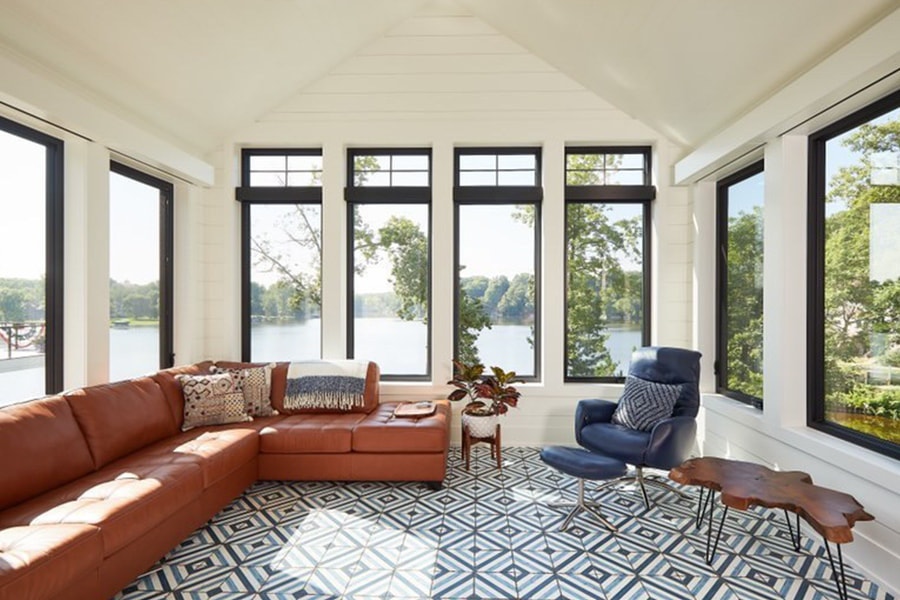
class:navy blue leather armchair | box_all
[575,346,702,507]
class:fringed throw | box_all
[284,360,368,411]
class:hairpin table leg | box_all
[704,491,728,565]
[695,487,706,529]
[783,509,802,552]
[823,539,849,600]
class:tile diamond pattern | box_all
[115,447,895,600]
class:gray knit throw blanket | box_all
[283,360,368,411]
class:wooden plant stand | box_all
[461,422,501,471]
[670,457,874,600]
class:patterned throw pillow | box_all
[611,376,682,432]
[212,364,278,417]
[176,372,251,430]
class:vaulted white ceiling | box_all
[0,0,896,157]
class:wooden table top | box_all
[670,456,874,544]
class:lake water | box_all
[1,320,642,405]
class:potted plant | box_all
[447,360,523,438]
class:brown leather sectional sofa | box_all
[0,361,450,600]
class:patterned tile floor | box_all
[115,447,895,600]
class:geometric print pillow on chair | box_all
[611,375,682,432]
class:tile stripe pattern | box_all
[114,447,894,600]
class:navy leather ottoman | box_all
[540,445,628,532]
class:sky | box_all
[728,170,764,218]
[0,130,160,285]
[109,171,160,284]
[0,130,45,280]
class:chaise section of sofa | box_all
[0,375,260,600]
[0,359,451,600]
[0,396,104,600]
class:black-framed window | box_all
[809,89,900,459]
[716,162,764,408]
[454,148,541,380]
[564,147,653,382]
[346,149,431,380]
[0,116,63,404]
[237,149,323,362]
[109,162,174,379]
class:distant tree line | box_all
[0,278,43,323]
[109,279,159,321]
[1,278,160,324]
[460,274,535,324]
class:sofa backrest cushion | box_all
[65,377,177,468]
[0,396,96,510]
[216,360,380,414]
[215,361,289,408]
[152,361,214,428]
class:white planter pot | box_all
[462,412,499,438]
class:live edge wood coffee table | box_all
[670,457,874,600]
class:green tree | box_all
[724,207,764,398]
[497,273,534,321]
[262,280,295,318]
[482,276,510,316]
[461,275,489,300]
[823,117,900,404]
[250,204,323,315]
[566,201,642,377]
[377,216,427,321]
[249,281,264,316]
[0,287,27,322]
[457,282,492,365]
[520,154,644,377]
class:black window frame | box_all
[237,148,323,362]
[808,88,900,461]
[346,147,432,382]
[715,160,765,409]
[0,115,64,393]
[109,161,174,370]
[453,147,543,381]
[563,146,654,383]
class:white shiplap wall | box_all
[203,2,692,447]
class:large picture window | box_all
[564,148,652,381]
[109,163,173,380]
[0,117,63,406]
[238,149,322,362]
[454,148,541,379]
[347,149,431,380]
[716,162,764,407]
[809,90,900,458]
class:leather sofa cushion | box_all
[136,425,260,487]
[0,396,95,511]
[352,402,450,453]
[259,413,368,453]
[262,361,381,414]
[0,524,102,600]
[0,461,203,557]
[65,377,178,469]
[151,361,215,428]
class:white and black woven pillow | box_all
[611,375,682,432]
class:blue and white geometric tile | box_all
[113,447,896,600]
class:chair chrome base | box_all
[595,466,691,508]
[549,479,617,532]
